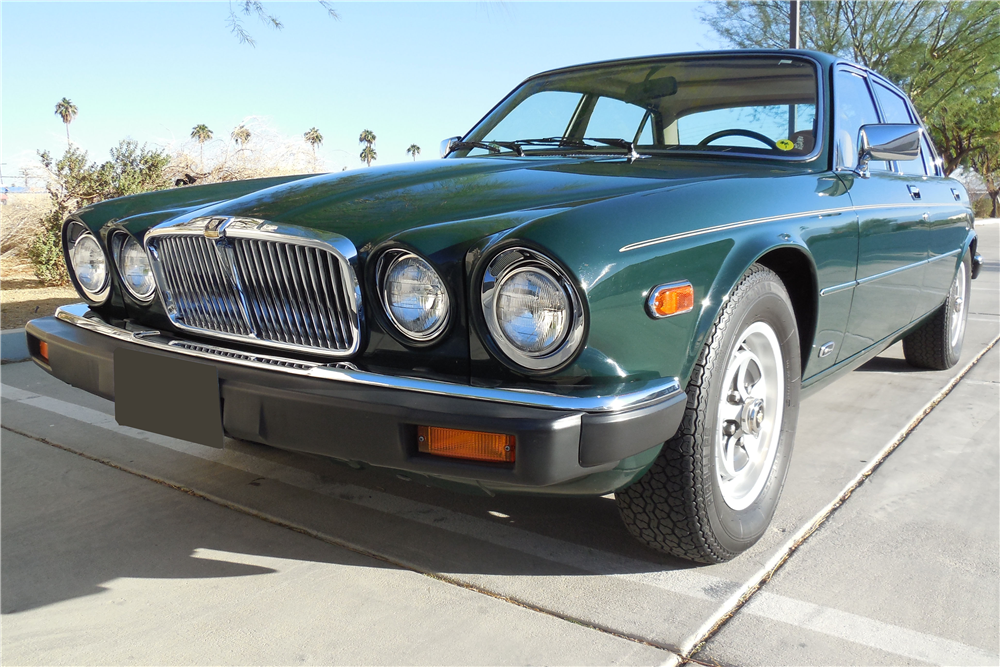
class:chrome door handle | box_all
[907,185,921,200]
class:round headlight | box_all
[379,251,450,341]
[65,222,109,303]
[495,268,569,354]
[113,234,156,301]
[481,247,585,371]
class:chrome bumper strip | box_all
[53,304,682,414]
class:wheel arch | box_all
[692,239,819,381]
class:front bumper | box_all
[25,304,686,493]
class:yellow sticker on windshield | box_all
[776,139,795,151]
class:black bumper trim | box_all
[25,312,687,491]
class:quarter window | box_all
[873,81,926,176]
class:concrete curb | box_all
[1,328,29,363]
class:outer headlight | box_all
[481,247,585,371]
[377,250,450,341]
[64,221,110,303]
[112,233,156,301]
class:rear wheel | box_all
[902,252,971,370]
[616,265,801,563]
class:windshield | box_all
[458,55,820,159]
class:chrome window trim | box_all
[53,303,680,414]
[481,247,586,372]
[144,217,364,359]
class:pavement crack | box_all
[0,423,678,658]
[681,333,1000,661]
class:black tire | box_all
[616,264,801,564]
[902,252,971,370]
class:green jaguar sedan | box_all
[26,50,983,563]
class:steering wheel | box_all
[698,129,778,150]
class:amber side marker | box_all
[417,426,515,463]
[38,340,49,363]
[648,281,695,318]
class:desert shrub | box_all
[972,195,993,219]
[28,140,171,285]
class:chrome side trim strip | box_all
[819,280,856,297]
[856,248,961,286]
[820,247,962,295]
[53,303,681,414]
[619,202,958,253]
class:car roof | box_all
[528,49,843,81]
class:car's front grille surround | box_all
[146,220,362,358]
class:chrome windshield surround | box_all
[144,217,363,359]
[55,303,680,414]
[481,247,587,372]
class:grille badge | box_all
[204,217,232,238]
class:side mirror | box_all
[440,136,462,158]
[855,124,921,178]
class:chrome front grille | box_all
[146,219,362,358]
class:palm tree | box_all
[191,124,213,172]
[358,130,378,167]
[55,98,78,147]
[304,127,323,170]
[231,124,251,147]
[359,144,377,167]
[358,129,377,167]
[406,144,421,161]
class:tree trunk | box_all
[990,191,998,218]
[65,124,71,147]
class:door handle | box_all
[907,185,921,200]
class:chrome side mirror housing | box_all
[440,136,462,158]
[855,124,921,178]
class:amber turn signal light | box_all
[417,426,515,463]
[38,340,49,362]
[647,281,694,319]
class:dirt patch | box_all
[1,258,78,329]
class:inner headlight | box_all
[64,222,109,303]
[481,247,585,371]
[378,251,450,341]
[113,233,156,301]
[495,268,569,354]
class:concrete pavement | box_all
[1,224,997,665]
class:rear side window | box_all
[873,81,926,176]
[835,69,887,171]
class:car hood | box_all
[146,156,779,250]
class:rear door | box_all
[870,79,969,319]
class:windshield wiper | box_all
[511,137,642,159]
[448,140,524,156]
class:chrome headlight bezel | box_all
[63,221,110,305]
[376,249,452,343]
[111,231,156,302]
[481,247,585,372]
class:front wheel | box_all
[616,265,801,563]
[902,252,971,370]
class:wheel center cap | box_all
[742,399,765,437]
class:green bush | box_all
[972,196,993,219]
[29,140,170,285]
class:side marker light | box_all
[417,426,515,463]
[647,281,695,319]
[38,340,49,362]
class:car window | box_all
[835,69,887,171]
[463,56,820,159]
[873,81,925,176]
[921,134,941,176]
[481,91,582,144]
[676,104,816,153]
[586,96,649,143]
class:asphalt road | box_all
[2,224,997,666]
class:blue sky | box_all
[2,1,720,184]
